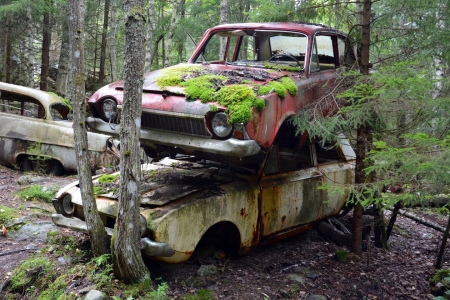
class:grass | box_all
[0,205,21,224]
[16,185,57,202]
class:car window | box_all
[0,94,45,119]
[338,35,357,67]
[50,102,71,121]
[310,35,336,72]
[264,137,344,175]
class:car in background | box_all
[51,134,355,263]
[86,22,357,173]
[0,82,119,175]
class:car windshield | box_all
[193,30,307,72]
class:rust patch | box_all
[281,215,286,223]
[240,207,246,217]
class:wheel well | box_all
[194,221,241,258]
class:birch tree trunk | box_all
[219,0,227,59]
[108,0,121,81]
[164,0,178,67]
[144,0,155,72]
[67,0,110,256]
[112,0,151,283]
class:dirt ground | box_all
[0,163,447,299]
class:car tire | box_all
[18,156,33,172]
[45,159,66,176]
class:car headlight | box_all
[102,99,117,121]
[211,112,233,138]
[62,194,74,215]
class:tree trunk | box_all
[176,0,185,63]
[219,0,228,59]
[98,0,110,84]
[67,0,110,256]
[164,0,178,67]
[112,0,150,283]
[109,0,121,81]
[1,0,11,84]
[351,0,372,257]
[436,214,450,269]
[144,0,155,72]
[373,203,388,249]
[386,200,403,240]
[55,19,70,97]
[40,0,51,91]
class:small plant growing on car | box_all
[97,174,120,184]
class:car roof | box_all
[206,22,345,36]
[0,82,64,107]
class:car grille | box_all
[141,111,211,137]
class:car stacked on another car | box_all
[86,22,357,173]
[0,82,120,175]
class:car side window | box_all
[264,137,344,175]
[338,35,357,67]
[0,93,45,119]
[310,35,336,72]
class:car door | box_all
[258,137,355,241]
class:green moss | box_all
[280,76,298,95]
[98,174,119,184]
[263,62,302,72]
[10,255,56,293]
[16,185,56,203]
[254,98,265,110]
[335,250,348,262]
[241,79,251,84]
[156,65,203,88]
[0,205,20,224]
[209,105,218,112]
[214,85,264,124]
[180,75,227,103]
[258,81,286,97]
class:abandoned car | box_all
[51,134,355,263]
[0,82,119,175]
[86,22,357,172]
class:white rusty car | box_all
[51,135,355,263]
[0,82,119,175]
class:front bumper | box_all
[51,213,175,257]
[86,117,261,157]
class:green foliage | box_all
[335,250,349,262]
[0,205,20,224]
[10,255,56,296]
[280,77,298,95]
[209,105,218,112]
[17,185,56,202]
[98,174,120,184]
[90,254,114,289]
[258,81,286,98]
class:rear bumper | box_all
[51,213,175,257]
[86,117,261,157]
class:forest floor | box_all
[0,163,447,299]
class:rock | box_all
[287,274,306,286]
[8,221,57,242]
[84,290,105,300]
[197,264,218,277]
[58,256,72,264]
[306,295,327,300]
[17,175,48,185]
[77,284,97,295]
[293,266,320,279]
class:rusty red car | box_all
[86,22,357,172]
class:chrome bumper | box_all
[86,117,261,157]
[51,214,175,257]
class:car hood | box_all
[89,63,287,115]
[65,158,235,208]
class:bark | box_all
[436,214,450,269]
[55,19,70,97]
[176,0,185,63]
[1,0,11,83]
[109,0,121,81]
[98,0,110,84]
[386,200,403,240]
[40,0,51,91]
[219,0,228,59]
[391,209,446,233]
[352,0,372,257]
[112,0,150,283]
[164,0,178,67]
[144,0,155,72]
[373,203,388,249]
[67,0,110,256]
